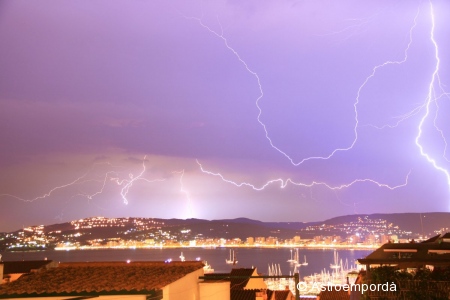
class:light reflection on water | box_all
[1,247,372,278]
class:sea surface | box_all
[1,247,372,278]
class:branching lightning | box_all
[186,5,425,194]
[0,162,117,203]
[111,156,167,205]
[350,8,423,139]
[185,5,419,167]
[432,92,450,162]
[415,0,450,191]
[0,155,198,222]
[2,0,450,219]
[75,171,118,201]
[1,157,170,206]
[196,160,411,191]
[317,13,379,43]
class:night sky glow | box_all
[1,0,450,232]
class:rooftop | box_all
[358,233,450,268]
[203,268,258,290]
[267,289,293,300]
[317,289,349,300]
[1,260,56,274]
[229,268,256,290]
[230,289,296,300]
[0,261,203,298]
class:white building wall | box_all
[8,273,24,282]
[244,269,267,290]
[162,268,204,300]
[199,281,230,300]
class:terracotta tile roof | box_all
[229,268,255,290]
[231,289,294,300]
[1,260,56,274]
[204,268,257,290]
[230,289,258,300]
[0,261,203,298]
[317,290,349,300]
[273,290,292,300]
[421,234,441,243]
[358,239,450,267]
[266,289,295,300]
[442,233,450,239]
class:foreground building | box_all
[356,233,450,299]
[0,260,58,284]
[0,261,205,299]
[358,233,450,272]
[204,268,297,300]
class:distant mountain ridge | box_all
[216,217,316,230]
[218,212,450,234]
[318,212,449,235]
[2,212,449,235]
[1,212,449,251]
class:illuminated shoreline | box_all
[54,243,379,251]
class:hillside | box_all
[1,212,449,251]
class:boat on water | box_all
[266,249,361,296]
[330,250,340,269]
[301,255,308,266]
[302,250,358,289]
[179,252,185,262]
[226,249,238,265]
[287,249,297,263]
[203,261,214,274]
[293,249,305,267]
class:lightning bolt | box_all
[415,0,450,193]
[184,6,419,167]
[183,1,450,205]
[363,104,424,130]
[433,93,450,162]
[196,160,411,191]
[357,1,450,197]
[432,91,450,162]
[74,170,118,200]
[0,157,166,206]
[184,6,418,194]
[111,156,169,205]
[3,0,449,217]
[113,157,147,205]
[317,13,380,43]
[173,169,194,218]
[0,162,118,203]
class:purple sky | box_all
[1,0,450,232]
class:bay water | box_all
[1,247,372,279]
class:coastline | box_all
[53,243,379,251]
